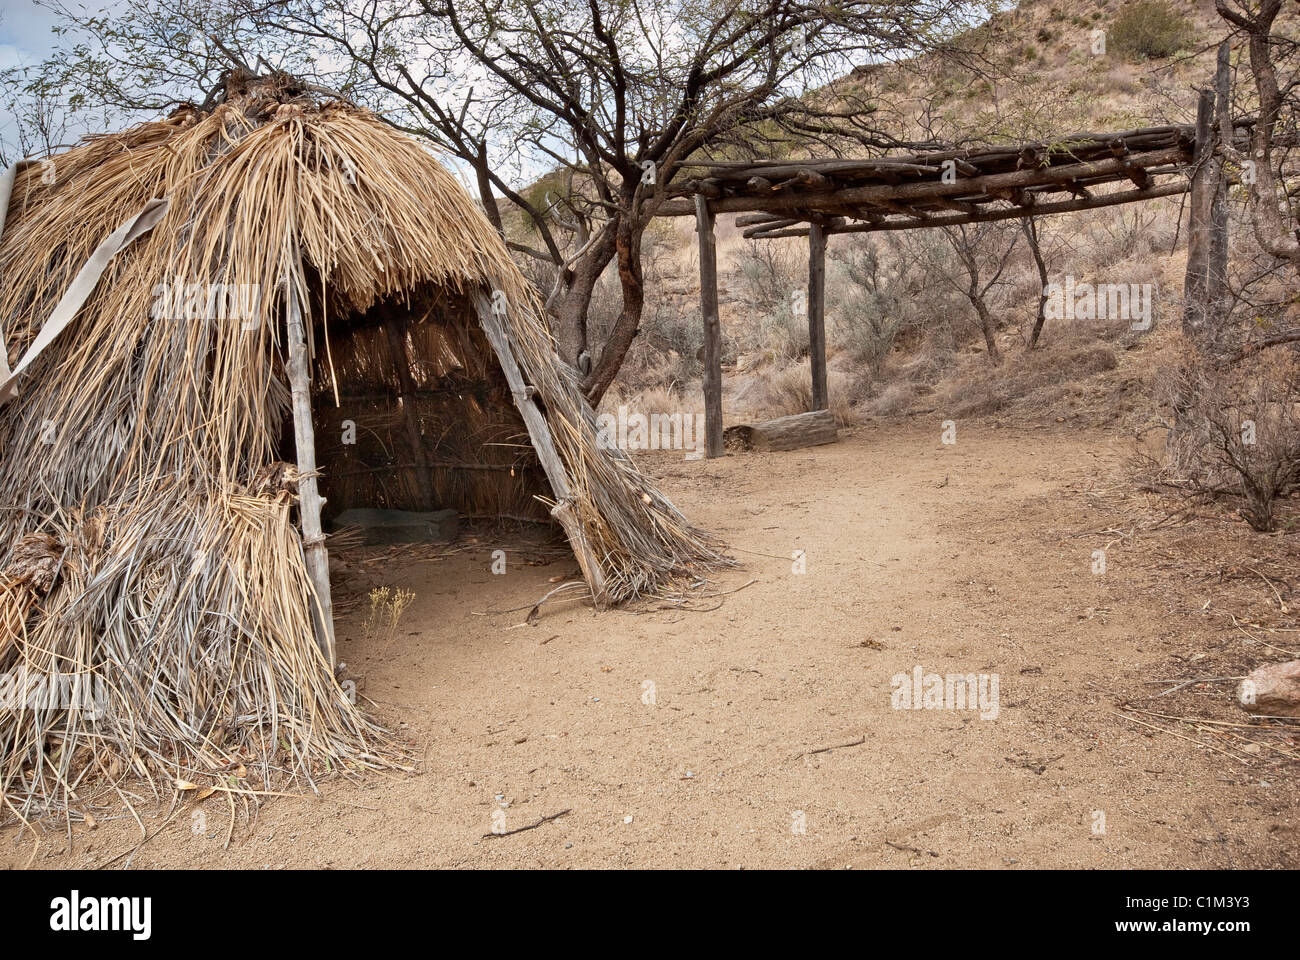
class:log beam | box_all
[723,409,838,452]
[750,181,1188,238]
[655,145,1189,217]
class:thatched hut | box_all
[0,73,727,822]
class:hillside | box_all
[564,0,1271,440]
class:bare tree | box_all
[1215,0,1300,274]
[0,75,74,165]
[8,0,999,401]
[933,221,1021,366]
[1021,217,1049,350]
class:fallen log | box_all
[723,409,838,452]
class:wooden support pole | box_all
[474,292,610,607]
[383,318,436,510]
[694,195,724,459]
[1182,88,1216,337]
[284,274,336,668]
[807,222,828,412]
[1208,41,1232,329]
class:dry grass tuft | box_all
[938,343,1120,419]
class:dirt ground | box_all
[5,421,1299,869]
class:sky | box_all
[1,0,73,153]
[0,0,133,158]
[0,0,67,69]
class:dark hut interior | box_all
[298,283,553,527]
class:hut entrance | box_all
[304,285,552,534]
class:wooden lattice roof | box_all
[659,124,1196,237]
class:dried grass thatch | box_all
[0,72,727,824]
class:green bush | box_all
[1109,1,1193,61]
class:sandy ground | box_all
[5,421,1298,868]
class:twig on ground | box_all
[482,808,571,838]
[1113,711,1251,764]
[794,736,866,759]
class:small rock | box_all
[1239,659,1300,717]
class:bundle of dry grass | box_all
[0,71,727,824]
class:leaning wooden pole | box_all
[285,272,336,668]
[807,222,829,411]
[474,291,610,608]
[694,195,724,458]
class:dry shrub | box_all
[747,361,863,426]
[1109,0,1193,61]
[758,305,813,363]
[901,350,951,385]
[600,382,701,417]
[1158,348,1300,532]
[940,343,1119,418]
[866,381,918,418]
[734,239,802,315]
[828,232,962,374]
[363,585,416,656]
[764,363,813,414]
[728,240,811,362]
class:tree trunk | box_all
[551,224,618,368]
[1205,41,1232,355]
[473,146,505,237]
[1183,89,1216,338]
[582,211,644,405]
[973,296,1002,365]
[1238,0,1300,272]
[1023,218,1049,350]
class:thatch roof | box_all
[0,73,728,823]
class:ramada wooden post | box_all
[1182,87,1216,338]
[694,194,724,459]
[474,291,610,608]
[807,222,829,411]
[1208,41,1232,327]
[285,274,336,668]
